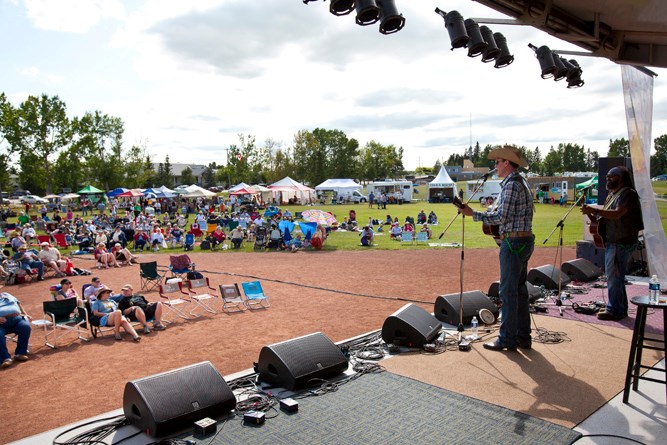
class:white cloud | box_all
[23,0,125,33]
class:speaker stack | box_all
[434,291,499,326]
[487,281,542,303]
[527,264,572,290]
[560,258,603,282]
[256,332,349,390]
[381,303,442,348]
[123,361,236,438]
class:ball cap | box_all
[121,284,133,291]
[488,145,529,168]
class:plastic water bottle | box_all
[649,275,660,304]
[560,291,567,304]
[471,316,478,337]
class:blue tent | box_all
[106,187,129,197]
[299,222,317,240]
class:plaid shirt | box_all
[473,171,533,234]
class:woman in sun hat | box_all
[90,287,141,342]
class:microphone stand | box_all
[542,188,591,314]
[438,172,494,239]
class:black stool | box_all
[623,295,667,404]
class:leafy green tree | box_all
[585,149,600,172]
[542,146,562,176]
[608,138,630,157]
[52,147,86,193]
[560,143,587,172]
[358,141,404,181]
[180,166,195,186]
[0,93,15,194]
[122,145,154,188]
[651,134,667,177]
[4,94,71,194]
[446,153,464,166]
[202,164,216,188]
[154,155,174,186]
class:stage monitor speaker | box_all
[123,361,236,438]
[561,258,603,282]
[381,303,442,348]
[257,332,348,390]
[598,156,632,204]
[527,264,572,290]
[434,291,499,326]
[487,281,542,303]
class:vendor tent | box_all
[229,187,258,196]
[106,188,129,197]
[315,178,362,191]
[268,176,316,204]
[228,182,251,193]
[117,189,144,198]
[182,184,217,198]
[428,166,458,203]
[157,185,177,198]
[77,185,104,194]
[575,176,598,191]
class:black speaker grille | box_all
[381,303,441,347]
[269,333,344,379]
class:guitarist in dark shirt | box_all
[458,146,534,351]
[581,166,643,320]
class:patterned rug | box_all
[181,371,581,445]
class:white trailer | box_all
[366,180,413,204]
[466,179,502,203]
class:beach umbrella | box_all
[301,209,337,226]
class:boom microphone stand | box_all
[542,185,593,314]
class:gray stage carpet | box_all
[181,371,581,445]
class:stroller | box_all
[253,226,268,250]
[184,233,195,251]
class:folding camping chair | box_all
[415,231,429,244]
[158,280,192,323]
[241,281,270,309]
[401,231,414,244]
[41,299,90,348]
[183,233,195,251]
[52,233,71,251]
[186,277,220,316]
[84,300,116,339]
[169,254,195,280]
[218,283,247,313]
[139,261,165,292]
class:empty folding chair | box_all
[218,284,247,313]
[401,231,414,244]
[186,276,220,316]
[158,280,192,323]
[139,261,165,292]
[41,299,90,348]
[415,231,429,244]
[241,281,270,309]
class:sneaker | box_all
[2,358,13,368]
[14,354,29,362]
[597,311,626,321]
[143,326,151,334]
[133,335,141,342]
[115,333,123,341]
[153,322,166,331]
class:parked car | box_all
[11,189,31,197]
[651,174,667,181]
[20,194,49,204]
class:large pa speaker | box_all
[434,291,499,326]
[598,156,632,204]
[561,258,603,282]
[257,332,348,390]
[527,264,572,290]
[381,303,442,348]
[123,361,236,438]
[487,281,543,303]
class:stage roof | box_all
[473,0,667,70]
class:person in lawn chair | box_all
[117,284,167,334]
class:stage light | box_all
[464,18,487,57]
[329,0,355,16]
[492,32,513,68]
[529,44,557,78]
[355,0,381,26]
[378,0,405,35]
[552,55,568,81]
[562,59,584,88]
[435,8,469,49]
[480,26,500,62]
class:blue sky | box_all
[2,0,666,171]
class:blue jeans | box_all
[498,235,535,347]
[0,316,31,361]
[604,242,636,317]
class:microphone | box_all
[481,168,497,180]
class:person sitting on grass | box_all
[420,223,432,239]
[289,233,303,252]
[390,222,403,240]
[111,243,139,265]
[95,242,120,269]
[360,226,374,247]
[428,211,438,225]
[91,287,141,342]
[117,284,167,334]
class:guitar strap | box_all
[603,186,629,210]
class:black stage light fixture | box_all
[480,25,500,62]
[435,8,469,49]
[464,18,487,57]
[552,54,568,81]
[492,32,513,68]
[378,0,405,34]
[355,0,381,26]
[303,0,319,4]
[529,44,557,78]
[563,59,584,88]
[330,0,355,16]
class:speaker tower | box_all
[123,361,236,438]
[381,303,442,348]
[434,291,499,326]
[256,332,348,390]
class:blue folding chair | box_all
[241,281,270,309]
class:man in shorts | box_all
[117,284,167,334]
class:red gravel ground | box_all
[0,246,574,443]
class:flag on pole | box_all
[236,154,243,161]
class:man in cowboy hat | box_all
[581,166,643,320]
[458,145,534,351]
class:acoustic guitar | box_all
[583,205,605,248]
[453,197,501,243]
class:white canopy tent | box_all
[315,178,362,191]
[228,182,251,193]
[268,176,316,204]
[181,184,217,198]
[428,166,458,203]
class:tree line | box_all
[2,92,666,196]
